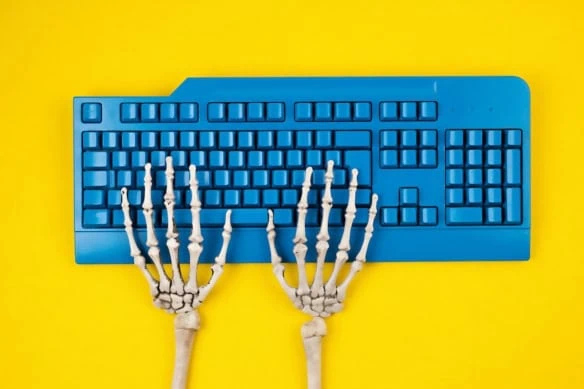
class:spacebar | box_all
[169,209,269,227]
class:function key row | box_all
[207,102,285,122]
[447,129,522,148]
[295,102,372,122]
[82,130,371,150]
[120,103,199,123]
[380,101,437,121]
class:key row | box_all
[84,187,373,209]
[380,101,437,121]
[446,149,521,182]
[447,129,522,148]
[380,149,437,168]
[380,206,438,226]
[83,206,373,228]
[82,130,371,150]
[120,103,199,123]
[380,130,437,149]
[446,168,519,187]
[446,187,516,206]
[446,191,522,225]
[207,102,285,122]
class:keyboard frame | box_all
[74,76,531,264]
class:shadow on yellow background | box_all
[0,1,583,388]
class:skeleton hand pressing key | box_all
[267,160,378,389]
[121,157,232,389]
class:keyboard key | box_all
[209,151,226,168]
[141,132,157,149]
[197,171,212,187]
[446,169,464,186]
[296,131,313,148]
[380,102,398,121]
[224,190,240,207]
[420,150,437,167]
[287,150,303,168]
[505,188,522,224]
[420,207,438,225]
[467,169,482,186]
[171,151,187,167]
[277,131,294,148]
[486,188,502,204]
[228,103,245,122]
[487,130,502,146]
[231,209,269,226]
[344,151,371,186]
[506,129,522,146]
[447,130,464,147]
[84,209,109,226]
[273,209,293,226]
[334,102,351,121]
[179,103,198,122]
[205,190,222,207]
[381,207,398,225]
[505,149,521,185]
[266,102,285,121]
[263,189,279,206]
[381,131,398,148]
[312,169,325,186]
[486,150,502,166]
[199,132,216,149]
[121,132,138,149]
[83,132,100,149]
[120,103,139,123]
[353,102,371,121]
[446,207,483,225]
[325,150,342,166]
[292,170,306,186]
[467,130,483,147]
[111,209,125,227]
[160,103,178,122]
[446,188,464,205]
[467,150,482,166]
[243,189,260,206]
[331,189,348,204]
[421,130,437,147]
[467,188,483,204]
[81,103,102,123]
[400,150,417,167]
[160,132,177,148]
[400,207,418,225]
[486,207,502,224]
[140,103,158,122]
[420,102,437,121]
[400,102,417,120]
[295,102,313,121]
[84,190,105,207]
[272,170,288,187]
[248,151,264,168]
[446,149,463,167]
[102,132,119,149]
[112,151,129,168]
[83,152,108,168]
[487,168,502,185]
[258,131,274,148]
[253,170,270,187]
[247,103,265,121]
[208,103,226,122]
[233,170,250,187]
[219,131,235,148]
[282,189,298,206]
[214,170,230,187]
[238,131,254,149]
[306,150,323,166]
[381,150,398,168]
[190,151,207,168]
[400,187,418,205]
[228,151,245,168]
[84,171,108,188]
[329,208,343,226]
[126,189,142,205]
[151,190,163,204]
[315,102,332,121]
[117,171,133,187]
[175,171,190,188]
[333,169,347,186]
[316,131,332,148]
[267,151,284,168]
[335,131,370,148]
[200,209,232,226]
[155,171,167,188]
[401,130,417,148]
[151,151,167,167]
[180,132,197,148]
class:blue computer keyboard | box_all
[74,76,531,264]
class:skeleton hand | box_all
[266,161,378,389]
[121,157,232,389]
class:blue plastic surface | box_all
[74,76,531,264]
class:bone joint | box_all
[121,159,232,389]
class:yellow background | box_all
[1,0,583,388]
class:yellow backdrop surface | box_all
[0,1,583,388]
